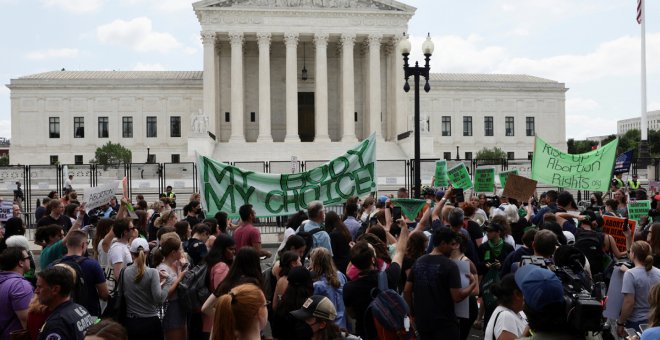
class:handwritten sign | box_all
[82,181,119,212]
[434,160,449,187]
[447,163,473,190]
[532,136,618,192]
[601,215,636,252]
[627,200,651,222]
[498,170,519,189]
[502,174,537,202]
[0,201,13,222]
[474,168,495,193]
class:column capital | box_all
[201,31,216,45]
[228,32,244,46]
[340,33,356,47]
[313,33,329,46]
[256,32,272,46]
[284,32,299,47]
[367,33,383,48]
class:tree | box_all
[566,138,598,154]
[475,147,506,164]
[0,155,8,166]
[91,142,132,167]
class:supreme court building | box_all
[8,0,567,165]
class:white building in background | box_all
[7,0,567,165]
[617,110,660,135]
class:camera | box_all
[519,255,605,334]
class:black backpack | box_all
[52,257,92,310]
[296,225,322,260]
[177,263,210,313]
[574,229,604,277]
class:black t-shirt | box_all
[37,300,94,340]
[477,240,514,275]
[35,206,47,222]
[186,238,208,266]
[184,215,201,228]
[343,263,401,338]
[329,230,350,274]
[407,254,461,332]
[464,219,484,248]
[511,219,531,246]
[37,214,73,231]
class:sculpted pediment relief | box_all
[196,0,409,11]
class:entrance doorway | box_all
[298,92,315,142]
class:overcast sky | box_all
[1,0,658,141]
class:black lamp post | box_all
[401,33,434,199]
[147,146,151,163]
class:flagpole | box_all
[639,0,651,161]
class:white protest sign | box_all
[0,201,13,222]
[83,181,119,212]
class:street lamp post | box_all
[401,33,434,199]
[147,146,150,163]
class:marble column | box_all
[256,32,272,142]
[314,33,330,142]
[284,32,300,142]
[368,33,382,139]
[228,32,244,142]
[340,33,357,142]
[201,31,217,137]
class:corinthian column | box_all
[201,31,217,137]
[284,32,301,142]
[314,33,330,142]
[368,33,382,139]
[340,33,357,142]
[228,32,244,142]
[256,32,272,142]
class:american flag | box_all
[613,150,633,174]
[637,0,643,24]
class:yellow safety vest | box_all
[628,180,640,190]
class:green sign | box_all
[531,136,618,192]
[498,170,519,189]
[474,168,495,193]
[447,163,473,190]
[628,200,651,221]
[434,160,449,187]
[198,133,377,217]
[391,198,427,220]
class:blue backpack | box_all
[364,271,415,340]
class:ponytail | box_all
[211,283,265,340]
[631,240,654,272]
[212,294,236,340]
[134,249,146,283]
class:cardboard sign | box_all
[447,163,473,190]
[627,200,651,221]
[474,168,495,193]
[498,170,519,189]
[601,215,636,252]
[502,174,537,202]
[434,160,449,187]
[83,181,119,212]
[0,201,13,222]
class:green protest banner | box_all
[391,198,427,220]
[434,160,449,187]
[498,170,518,189]
[198,133,377,217]
[474,168,495,193]
[447,163,473,190]
[627,200,651,221]
[531,136,618,192]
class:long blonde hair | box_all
[310,248,340,289]
[133,248,147,283]
[212,283,265,340]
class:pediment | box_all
[193,0,415,12]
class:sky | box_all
[1,0,658,141]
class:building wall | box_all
[617,110,660,135]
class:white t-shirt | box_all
[108,239,132,268]
[484,305,527,340]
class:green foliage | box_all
[567,139,599,154]
[91,142,132,166]
[475,147,506,163]
[0,156,8,166]
[598,129,660,158]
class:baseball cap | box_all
[377,195,388,205]
[563,231,575,245]
[514,265,564,312]
[290,295,337,322]
[130,237,149,253]
[435,190,445,199]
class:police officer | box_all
[36,266,95,340]
[628,174,641,191]
[160,185,177,209]
[611,173,624,191]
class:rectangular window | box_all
[74,117,84,138]
[49,117,60,138]
[507,152,515,160]
[122,117,133,138]
[465,152,473,160]
[74,155,83,165]
[50,155,58,165]
[170,116,181,137]
[442,116,451,136]
[98,117,108,138]
[171,154,180,163]
[147,116,157,138]
[463,116,472,136]
[505,116,515,136]
[526,117,535,136]
[484,116,494,136]
[443,152,452,160]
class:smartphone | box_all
[454,188,465,203]
[640,324,649,332]
[625,328,638,337]
[392,206,402,221]
[623,218,630,232]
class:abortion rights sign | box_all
[531,136,618,192]
[198,133,377,217]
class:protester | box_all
[272,266,314,340]
[290,295,360,340]
[309,247,348,329]
[234,204,272,258]
[84,319,128,340]
[201,234,236,337]
[298,201,333,256]
[0,247,33,339]
[154,237,188,340]
[212,283,268,340]
[484,274,527,340]
[325,211,352,274]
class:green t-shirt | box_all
[40,239,66,269]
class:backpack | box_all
[364,271,415,340]
[177,263,210,313]
[296,225,322,260]
[51,257,92,310]
[574,229,604,277]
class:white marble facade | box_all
[7,0,567,165]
